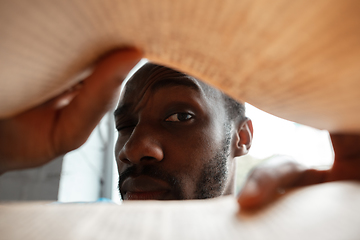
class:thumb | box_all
[54,48,142,154]
[238,160,306,210]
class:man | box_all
[115,62,252,200]
[0,48,359,208]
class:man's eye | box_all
[165,113,193,122]
[116,124,135,132]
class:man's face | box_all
[114,64,237,200]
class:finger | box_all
[49,81,84,109]
[54,48,142,153]
[294,168,328,186]
[238,161,306,209]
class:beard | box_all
[194,125,231,199]
[118,163,186,200]
[118,124,232,200]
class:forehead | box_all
[119,63,222,106]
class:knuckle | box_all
[249,168,275,185]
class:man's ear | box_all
[233,118,253,157]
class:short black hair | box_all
[222,93,246,123]
[193,71,246,123]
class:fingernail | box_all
[54,95,74,109]
[54,91,79,109]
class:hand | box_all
[0,48,142,174]
[237,156,328,210]
[238,133,360,210]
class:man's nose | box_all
[117,124,164,165]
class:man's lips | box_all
[121,175,172,200]
[125,191,169,200]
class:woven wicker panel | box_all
[1,0,360,132]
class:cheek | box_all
[164,126,220,178]
[185,123,224,159]
[166,127,212,161]
[168,113,225,165]
[114,137,126,171]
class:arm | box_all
[0,48,142,174]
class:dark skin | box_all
[0,48,359,208]
[114,64,252,200]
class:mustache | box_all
[118,165,179,192]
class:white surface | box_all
[246,103,333,168]
[2,182,360,240]
[0,157,63,201]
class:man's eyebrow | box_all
[114,77,201,118]
[150,77,201,93]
